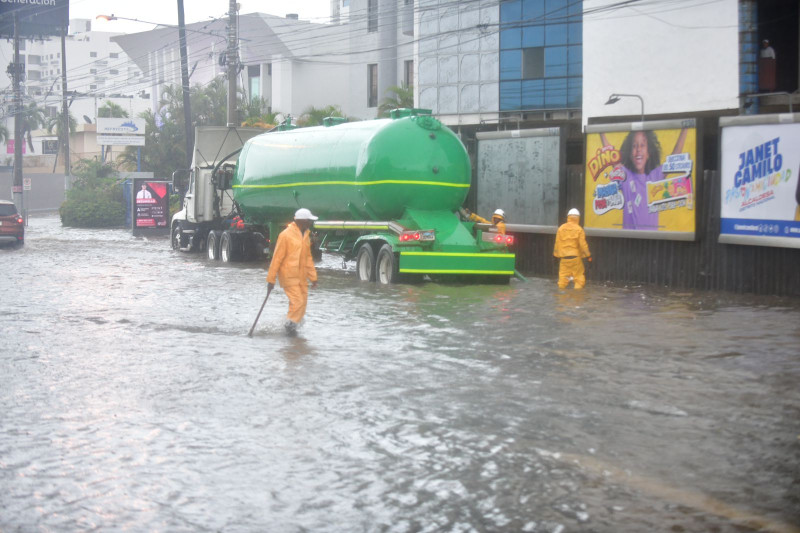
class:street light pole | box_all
[177,0,193,170]
[226,0,238,127]
[12,13,23,213]
[60,20,71,188]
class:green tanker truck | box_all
[171,110,516,284]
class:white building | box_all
[0,19,151,163]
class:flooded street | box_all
[1,214,799,532]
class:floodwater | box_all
[1,214,799,533]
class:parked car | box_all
[0,199,24,246]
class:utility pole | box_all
[11,13,23,213]
[226,0,238,127]
[60,20,71,188]
[177,0,193,169]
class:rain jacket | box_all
[468,213,506,235]
[553,215,591,289]
[267,222,318,288]
[553,215,590,260]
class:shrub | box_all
[60,159,126,228]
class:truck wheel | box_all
[171,225,184,251]
[376,244,398,285]
[356,243,376,282]
[220,231,239,263]
[207,231,221,260]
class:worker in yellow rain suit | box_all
[267,208,319,335]
[460,208,507,234]
[553,208,592,289]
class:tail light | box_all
[399,229,435,243]
[16,216,23,225]
[236,219,245,229]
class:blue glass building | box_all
[499,0,582,111]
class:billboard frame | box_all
[718,113,800,249]
[475,127,565,234]
[584,118,699,241]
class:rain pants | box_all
[553,215,591,289]
[267,222,318,324]
[468,213,506,235]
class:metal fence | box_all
[514,170,800,297]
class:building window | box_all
[90,51,97,57]
[90,84,97,90]
[343,0,349,6]
[522,47,544,79]
[110,69,118,75]
[499,0,582,111]
[368,0,378,32]
[90,69,97,74]
[404,60,414,88]
[248,65,261,100]
[110,52,118,58]
[368,64,378,107]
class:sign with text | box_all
[97,118,145,147]
[133,179,169,235]
[42,139,59,154]
[0,0,69,38]
[719,119,800,248]
[584,120,697,240]
[97,135,145,146]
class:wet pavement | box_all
[1,214,799,532]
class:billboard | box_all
[133,179,169,235]
[719,116,800,249]
[475,128,561,230]
[0,0,69,38]
[584,120,697,240]
[97,118,146,147]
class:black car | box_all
[0,199,24,245]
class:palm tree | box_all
[378,84,414,117]
[98,100,129,118]
[18,102,46,152]
[297,105,346,127]
[48,109,77,173]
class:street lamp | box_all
[605,93,645,122]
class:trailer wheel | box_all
[220,231,238,263]
[207,231,221,260]
[356,243,376,282]
[376,244,399,285]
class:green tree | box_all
[117,108,186,177]
[378,84,414,117]
[0,123,8,143]
[47,109,77,173]
[192,78,228,126]
[98,100,129,118]
[18,102,46,152]
[297,104,346,127]
[60,158,124,228]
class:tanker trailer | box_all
[233,109,516,284]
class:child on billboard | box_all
[600,129,689,230]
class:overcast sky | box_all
[69,0,331,34]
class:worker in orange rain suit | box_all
[553,208,592,289]
[460,208,507,234]
[267,208,319,335]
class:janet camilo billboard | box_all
[584,119,697,240]
[719,115,800,249]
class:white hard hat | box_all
[294,208,318,220]
[493,208,505,219]
[568,208,580,217]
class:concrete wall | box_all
[582,0,740,124]
[0,170,66,212]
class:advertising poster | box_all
[584,121,697,239]
[719,120,800,248]
[133,179,169,233]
